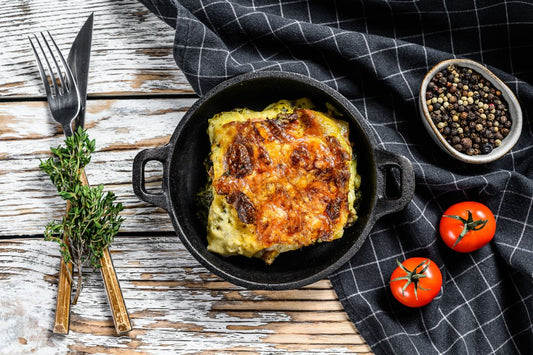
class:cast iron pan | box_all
[132,71,415,290]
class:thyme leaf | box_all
[40,128,124,304]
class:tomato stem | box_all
[391,259,431,300]
[443,210,488,248]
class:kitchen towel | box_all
[139,1,533,353]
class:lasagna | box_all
[205,98,361,264]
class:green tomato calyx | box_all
[443,210,488,248]
[391,259,430,300]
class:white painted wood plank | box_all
[0,2,375,353]
[0,98,197,236]
[0,236,371,355]
[0,0,193,98]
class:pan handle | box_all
[132,145,171,211]
[372,148,415,220]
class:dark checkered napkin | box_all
[140,0,533,353]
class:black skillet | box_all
[132,71,415,290]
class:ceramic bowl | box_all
[419,58,522,164]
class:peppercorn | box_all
[481,144,493,154]
[461,137,473,150]
[424,64,512,156]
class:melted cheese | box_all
[206,99,361,264]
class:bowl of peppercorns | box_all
[419,58,522,164]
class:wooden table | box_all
[0,1,373,353]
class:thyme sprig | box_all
[40,128,124,304]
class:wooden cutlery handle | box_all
[53,231,72,334]
[100,248,132,334]
[80,169,132,334]
[53,169,131,335]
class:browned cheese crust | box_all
[211,108,354,262]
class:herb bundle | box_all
[40,128,124,304]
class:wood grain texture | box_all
[0,0,193,98]
[53,208,72,335]
[1,1,375,353]
[0,96,373,354]
[0,236,372,355]
[100,247,132,335]
[0,97,195,236]
[80,169,132,335]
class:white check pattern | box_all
[140,0,533,353]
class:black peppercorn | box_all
[481,144,493,154]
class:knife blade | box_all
[68,13,93,131]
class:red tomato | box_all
[439,201,496,253]
[390,257,442,307]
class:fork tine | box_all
[41,32,67,94]
[28,36,51,97]
[47,31,77,93]
[33,34,60,97]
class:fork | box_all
[29,32,80,136]
[29,31,79,334]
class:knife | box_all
[52,13,94,335]
[52,13,132,335]
[68,13,93,132]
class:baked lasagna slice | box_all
[205,99,361,264]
